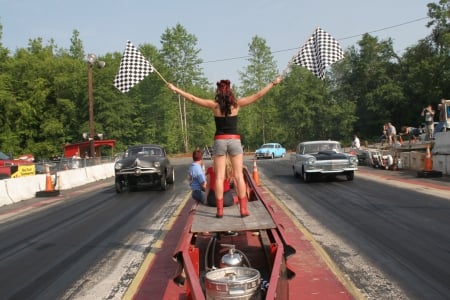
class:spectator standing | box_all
[438,99,446,122]
[352,134,361,149]
[435,99,447,133]
[188,149,206,204]
[72,151,81,169]
[380,123,389,145]
[387,123,397,145]
[421,104,435,140]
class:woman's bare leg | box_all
[214,154,226,218]
[230,153,245,198]
[230,153,249,217]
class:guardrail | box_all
[36,156,116,174]
[0,159,115,207]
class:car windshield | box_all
[261,144,274,148]
[127,147,162,157]
[0,151,11,160]
[303,143,341,154]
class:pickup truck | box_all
[291,140,358,183]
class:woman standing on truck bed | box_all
[167,76,282,218]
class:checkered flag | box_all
[290,27,344,80]
[113,41,154,93]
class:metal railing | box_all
[35,156,116,175]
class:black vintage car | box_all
[114,144,174,192]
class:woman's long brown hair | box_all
[215,80,237,116]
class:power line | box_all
[338,16,430,42]
[202,16,431,65]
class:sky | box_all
[0,0,434,85]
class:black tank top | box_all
[214,115,238,135]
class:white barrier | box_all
[0,180,13,205]
[434,154,449,175]
[57,168,89,190]
[85,164,113,182]
[399,152,411,170]
[4,175,43,203]
[409,151,426,171]
[0,163,115,207]
[433,132,450,155]
[432,132,450,175]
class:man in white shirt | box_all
[352,135,361,149]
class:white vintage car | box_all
[291,140,358,183]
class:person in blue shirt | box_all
[188,149,206,204]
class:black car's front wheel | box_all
[160,172,167,191]
[167,169,175,184]
[115,177,124,193]
[293,166,300,178]
[302,168,311,183]
[346,171,354,181]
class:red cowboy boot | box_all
[216,198,224,218]
[239,196,250,217]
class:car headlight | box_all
[305,157,316,165]
[153,161,160,168]
[349,156,358,165]
[114,162,122,170]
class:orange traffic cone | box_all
[424,144,433,172]
[417,144,442,178]
[44,164,54,192]
[252,159,260,186]
[36,164,60,197]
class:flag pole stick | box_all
[281,62,292,78]
[152,67,169,85]
[281,58,294,78]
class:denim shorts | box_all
[213,138,243,156]
[192,190,206,204]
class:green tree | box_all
[427,0,450,53]
[0,21,9,61]
[160,23,209,152]
[1,2,448,158]
[332,34,405,139]
[399,0,450,126]
[275,65,355,148]
[239,36,279,148]
[69,29,85,60]
[0,21,17,152]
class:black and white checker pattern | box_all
[113,40,154,93]
[291,27,344,80]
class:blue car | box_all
[255,143,286,159]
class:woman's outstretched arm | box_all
[238,76,283,107]
[167,83,215,108]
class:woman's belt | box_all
[214,134,240,140]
